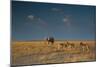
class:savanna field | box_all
[11,40,96,66]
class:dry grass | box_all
[11,40,96,66]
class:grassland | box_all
[11,40,96,66]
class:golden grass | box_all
[11,40,96,65]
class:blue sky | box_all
[12,1,96,40]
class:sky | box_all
[12,1,96,40]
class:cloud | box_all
[27,15,34,20]
[38,18,48,27]
[51,8,66,16]
[27,15,47,27]
[51,8,63,12]
[63,18,68,22]
[63,16,71,28]
[51,8,60,11]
